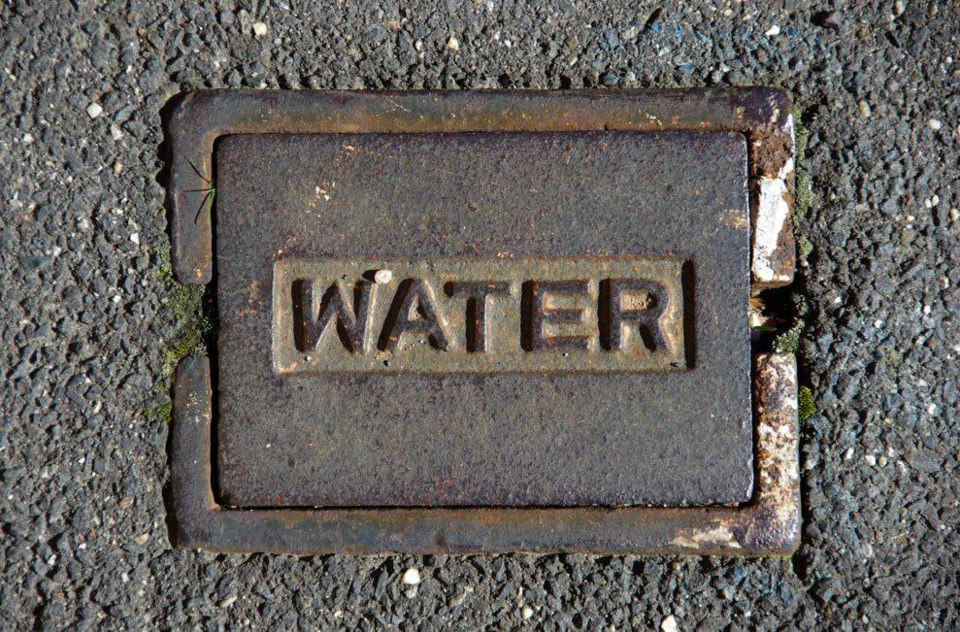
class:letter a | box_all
[379,279,451,351]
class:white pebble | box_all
[928,118,943,131]
[764,24,780,36]
[447,35,460,51]
[521,605,534,620]
[865,454,876,466]
[130,232,140,245]
[374,269,393,284]
[661,615,679,632]
[110,124,123,141]
[22,133,34,144]
[86,102,103,119]
[402,567,421,585]
[252,21,268,37]
[218,595,237,608]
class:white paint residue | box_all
[671,525,741,549]
[753,161,792,283]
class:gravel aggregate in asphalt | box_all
[1,1,957,629]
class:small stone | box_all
[661,615,679,632]
[22,133,34,144]
[865,454,877,466]
[858,100,871,119]
[252,21,268,37]
[130,233,140,245]
[86,102,103,119]
[374,269,393,284]
[764,24,781,37]
[928,118,943,131]
[110,124,122,140]
[813,10,842,29]
[218,595,237,608]
[402,567,421,585]
[447,36,460,51]
[521,605,534,620]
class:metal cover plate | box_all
[215,130,750,508]
[168,89,800,555]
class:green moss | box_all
[772,294,809,354]
[798,386,816,423]
[792,106,814,228]
[155,243,210,370]
[773,325,801,354]
[163,281,209,374]
[145,401,173,424]
[145,242,211,423]
[793,105,809,159]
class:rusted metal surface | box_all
[167,89,795,287]
[170,353,799,555]
[214,130,752,509]
[272,257,687,374]
[166,89,800,554]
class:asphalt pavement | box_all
[1,1,957,629]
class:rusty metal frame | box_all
[167,89,799,555]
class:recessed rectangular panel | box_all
[214,130,753,509]
[272,257,688,374]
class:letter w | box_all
[294,279,373,353]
